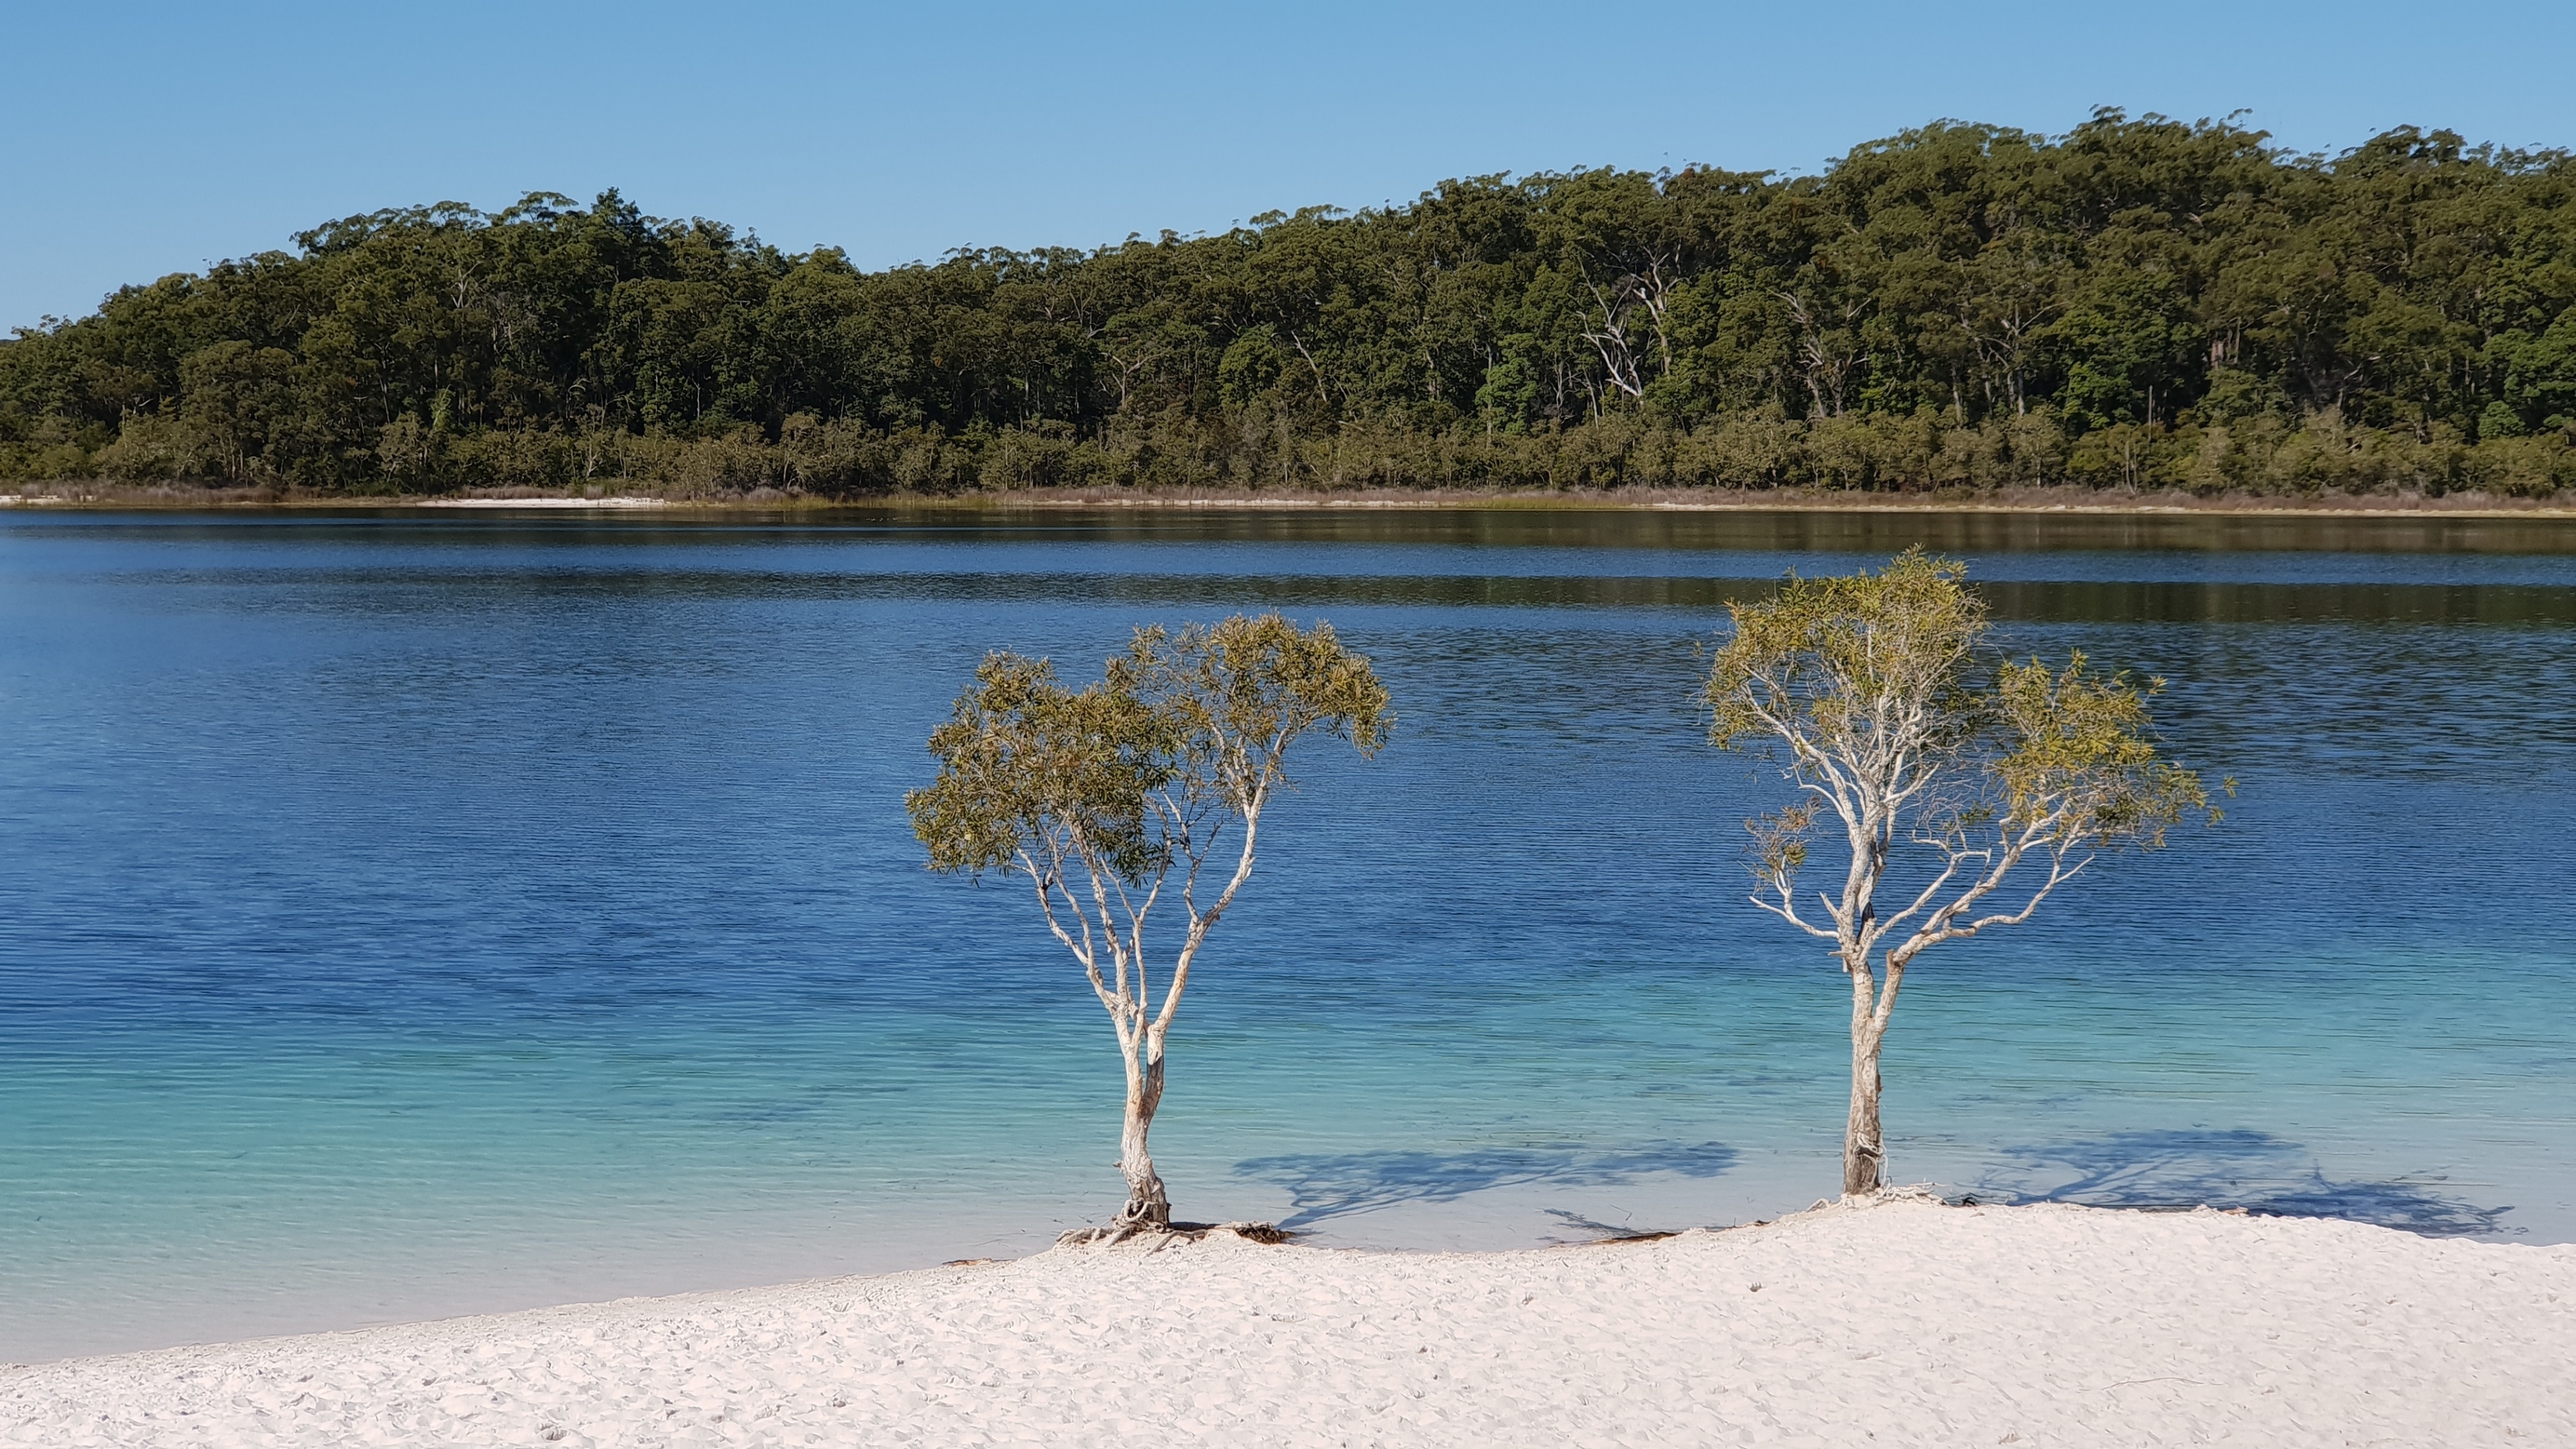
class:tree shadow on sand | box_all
[1975,1129,2514,1237]
[1236,1140,1739,1230]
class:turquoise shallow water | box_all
[3,507,2573,1362]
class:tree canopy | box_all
[8,112,2575,497]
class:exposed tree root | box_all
[1055,1220,1291,1249]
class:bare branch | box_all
[1751,890,1839,941]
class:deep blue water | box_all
[3,506,2573,1362]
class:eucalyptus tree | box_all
[1706,551,2218,1199]
[906,613,1391,1234]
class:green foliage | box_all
[906,653,1174,885]
[8,113,2576,495]
[906,613,1391,892]
[1708,550,2214,910]
[1705,550,1984,759]
[1118,613,1395,796]
[1990,653,2214,848]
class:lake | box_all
[3,504,2572,1362]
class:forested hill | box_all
[7,112,2576,499]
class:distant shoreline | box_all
[10,485,2576,522]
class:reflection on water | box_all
[1,506,2572,1360]
[114,500,2576,555]
[88,564,2576,624]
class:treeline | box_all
[6,111,2576,498]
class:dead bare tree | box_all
[1956,240,2069,416]
[1580,254,1680,401]
[1778,290,1866,417]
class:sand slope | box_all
[6,1199,2571,1448]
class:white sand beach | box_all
[5,1198,2570,1448]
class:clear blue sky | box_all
[3,0,2569,329]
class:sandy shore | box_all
[5,1199,2570,1447]
[416,496,670,509]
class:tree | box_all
[906,612,1392,1234]
[1705,551,2218,1199]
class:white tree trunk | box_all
[1844,975,1887,1198]
[1116,1043,1170,1228]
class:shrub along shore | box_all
[15,409,2576,505]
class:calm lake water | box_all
[3,505,2573,1362]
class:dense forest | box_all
[7,111,2576,498]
